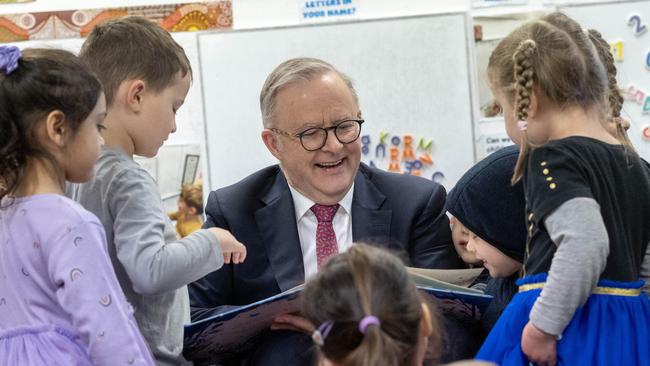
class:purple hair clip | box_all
[312,320,334,347]
[358,315,380,334]
[0,46,21,75]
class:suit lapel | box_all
[254,171,305,293]
[352,165,392,243]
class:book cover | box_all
[183,269,491,362]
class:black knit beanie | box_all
[446,145,526,262]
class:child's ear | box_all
[45,110,68,147]
[419,303,433,338]
[126,80,146,112]
[188,206,198,216]
[261,129,282,159]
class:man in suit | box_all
[189,57,463,364]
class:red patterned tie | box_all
[310,203,340,268]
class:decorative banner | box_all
[0,1,232,43]
[300,0,359,23]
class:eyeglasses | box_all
[270,119,364,152]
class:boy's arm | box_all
[110,168,224,295]
[529,197,608,336]
[189,190,235,319]
[48,220,155,365]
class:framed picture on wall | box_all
[182,154,200,185]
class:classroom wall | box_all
[5,0,647,198]
[234,0,468,29]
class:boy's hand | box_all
[521,321,557,366]
[208,228,247,264]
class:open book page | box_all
[184,269,492,362]
[407,267,489,321]
[183,285,303,362]
[407,267,484,287]
[417,285,492,321]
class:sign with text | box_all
[476,117,515,160]
[299,0,359,23]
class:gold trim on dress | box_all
[519,282,640,296]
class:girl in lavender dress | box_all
[0,46,154,365]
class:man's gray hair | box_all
[259,57,359,128]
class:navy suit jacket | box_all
[189,163,462,317]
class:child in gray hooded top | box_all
[69,17,247,365]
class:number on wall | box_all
[610,40,624,62]
[628,14,648,36]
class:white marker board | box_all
[198,12,478,190]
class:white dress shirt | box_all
[288,184,354,279]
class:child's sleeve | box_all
[109,168,224,295]
[46,219,155,366]
[525,146,608,336]
[529,197,608,336]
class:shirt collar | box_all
[289,183,355,221]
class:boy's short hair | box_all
[79,16,192,107]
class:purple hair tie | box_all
[358,315,380,334]
[0,46,20,75]
[312,320,334,347]
[517,120,528,131]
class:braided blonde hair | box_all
[488,13,608,182]
[587,29,635,152]
[511,40,537,183]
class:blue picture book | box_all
[183,268,491,363]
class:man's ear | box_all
[419,303,433,338]
[261,129,282,160]
[125,80,146,113]
[45,110,68,147]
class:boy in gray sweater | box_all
[69,17,246,365]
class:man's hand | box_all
[271,314,315,334]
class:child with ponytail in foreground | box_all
[302,244,492,366]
